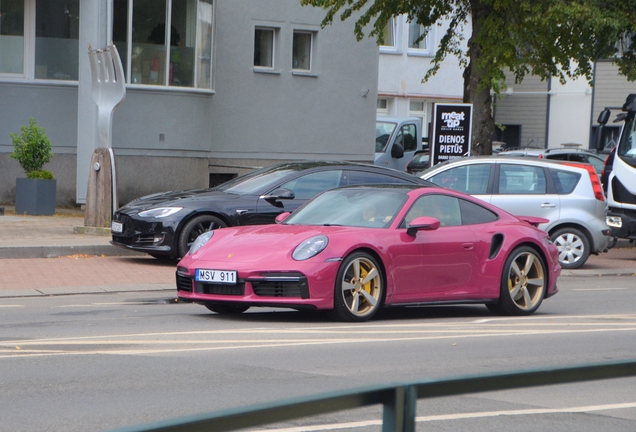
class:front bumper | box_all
[110,212,178,256]
[606,209,636,240]
[175,259,341,310]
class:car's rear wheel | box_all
[205,304,250,314]
[331,252,384,322]
[177,215,227,258]
[550,227,590,269]
[487,246,547,316]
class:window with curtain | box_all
[0,0,25,74]
[113,0,214,89]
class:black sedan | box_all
[111,161,432,259]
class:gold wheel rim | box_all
[508,251,546,310]
[341,257,381,317]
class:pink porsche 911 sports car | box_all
[176,185,560,322]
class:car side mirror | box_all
[262,188,295,201]
[275,212,291,224]
[391,143,404,159]
[406,216,440,236]
[597,108,610,126]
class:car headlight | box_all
[292,235,328,261]
[138,207,183,218]
[189,231,214,255]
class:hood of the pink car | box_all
[182,224,355,265]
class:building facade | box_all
[375,15,467,142]
[0,0,379,207]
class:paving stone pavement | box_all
[0,206,634,298]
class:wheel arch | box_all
[176,210,233,233]
[514,241,551,291]
[547,222,594,248]
[343,247,389,306]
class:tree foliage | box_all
[301,0,636,154]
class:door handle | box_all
[541,203,556,208]
[463,243,474,250]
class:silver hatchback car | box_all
[420,156,610,269]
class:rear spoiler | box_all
[517,216,549,227]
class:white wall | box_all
[547,76,592,148]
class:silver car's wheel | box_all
[487,246,547,316]
[551,227,590,269]
[332,252,384,322]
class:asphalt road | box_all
[2,275,636,431]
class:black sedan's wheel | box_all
[205,304,250,314]
[177,215,227,258]
[550,227,590,269]
[488,246,547,316]
[332,252,384,322]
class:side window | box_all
[281,170,343,200]
[395,124,417,152]
[400,194,461,228]
[550,169,581,194]
[347,171,410,186]
[428,164,490,194]
[498,164,547,194]
[458,198,498,225]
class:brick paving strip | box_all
[0,255,177,292]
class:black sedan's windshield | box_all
[216,167,295,195]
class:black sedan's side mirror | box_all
[262,188,295,201]
[391,143,404,159]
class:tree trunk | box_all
[464,1,495,156]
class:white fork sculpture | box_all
[85,43,126,227]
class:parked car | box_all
[111,161,432,259]
[498,147,606,176]
[176,184,560,321]
[405,150,430,175]
[420,156,610,269]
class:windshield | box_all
[216,167,295,195]
[376,121,397,152]
[284,188,407,228]
[618,113,636,161]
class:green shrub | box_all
[27,170,55,180]
[9,117,54,179]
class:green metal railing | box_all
[114,359,636,432]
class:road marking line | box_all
[0,305,24,308]
[572,288,628,291]
[248,402,636,431]
[4,326,636,358]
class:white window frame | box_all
[292,30,312,72]
[290,24,320,77]
[376,97,390,115]
[254,27,276,69]
[407,20,432,56]
[253,23,280,74]
[0,0,75,83]
[120,0,214,89]
[379,17,400,54]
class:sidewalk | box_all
[0,206,634,299]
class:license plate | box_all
[111,221,123,233]
[196,269,237,284]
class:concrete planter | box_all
[15,178,57,216]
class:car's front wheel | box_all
[177,215,228,258]
[550,227,590,269]
[487,246,547,316]
[331,252,384,322]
